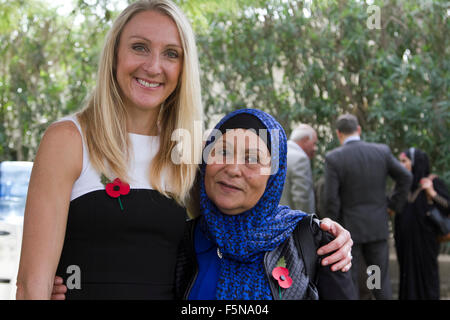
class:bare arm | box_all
[16,121,82,299]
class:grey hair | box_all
[290,124,316,142]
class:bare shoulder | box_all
[43,120,81,142]
[35,120,83,181]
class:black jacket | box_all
[174,215,357,300]
[324,140,412,243]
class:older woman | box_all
[176,109,356,300]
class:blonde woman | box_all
[16,0,202,299]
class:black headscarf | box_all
[395,147,449,299]
[402,147,430,191]
[217,112,271,153]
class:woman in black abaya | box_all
[394,148,450,300]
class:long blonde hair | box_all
[78,0,203,207]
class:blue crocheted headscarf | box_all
[199,108,307,300]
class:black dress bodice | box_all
[54,116,186,299]
[56,189,186,299]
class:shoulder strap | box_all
[294,214,319,284]
[57,114,83,135]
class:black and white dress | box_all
[55,116,186,299]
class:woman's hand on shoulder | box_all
[316,218,353,273]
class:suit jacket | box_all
[324,139,412,243]
[280,140,315,213]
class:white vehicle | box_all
[0,161,33,300]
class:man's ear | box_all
[357,125,361,135]
[335,130,343,145]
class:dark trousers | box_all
[351,240,392,300]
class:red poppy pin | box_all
[272,257,292,299]
[101,174,130,211]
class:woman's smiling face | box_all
[204,129,272,215]
[115,10,183,113]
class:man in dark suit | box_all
[324,114,412,300]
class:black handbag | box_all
[427,206,450,236]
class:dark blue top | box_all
[188,223,221,300]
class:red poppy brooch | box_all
[101,174,130,211]
[272,257,293,299]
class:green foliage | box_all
[0,0,113,161]
[0,0,448,185]
[194,0,449,183]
